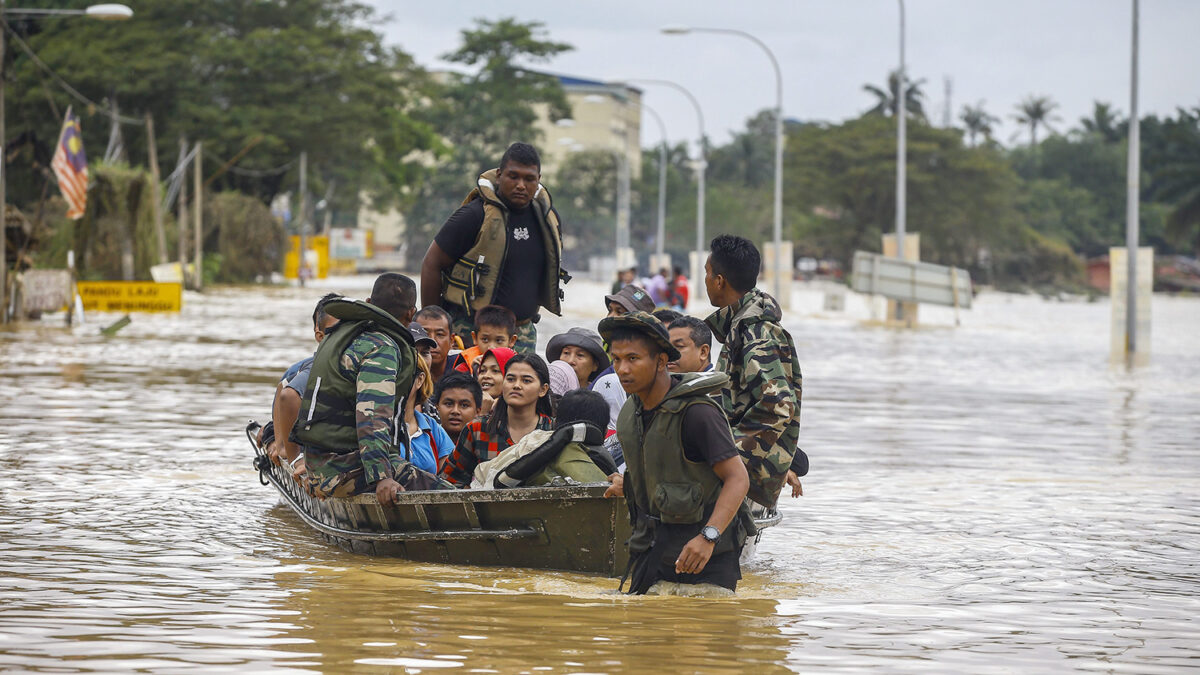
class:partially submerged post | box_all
[145,113,167,264]
[193,142,202,291]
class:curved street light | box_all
[661,25,786,303]
[0,2,134,322]
[623,78,707,307]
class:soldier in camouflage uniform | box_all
[704,235,807,508]
[295,273,452,505]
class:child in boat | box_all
[472,388,618,489]
[474,347,515,417]
[455,305,519,375]
[439,354,553,487]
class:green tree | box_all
[6,0,438,218]
[1145,107,1200,254]
[1012,95,1061,146]
[862,70,927,120]
[1078,101,1124,143]
[959,100,999,147]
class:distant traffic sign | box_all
[78,281,182,312]
[851,251,972,309]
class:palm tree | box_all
[959,100,1000,146]
[863,70,927,120]
[1012,95,1061,146]
[1079,101,1123,143]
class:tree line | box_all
[7,3,1197,289]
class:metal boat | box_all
[248,422,780,577]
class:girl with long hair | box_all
[439,353,554,487]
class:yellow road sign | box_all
[78,281,183,313]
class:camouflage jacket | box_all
[304,330,410,497]
[706,287,802,507]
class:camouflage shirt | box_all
[706,287,802,507]
[304,330,406,493]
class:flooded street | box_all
[1,277,1198,672]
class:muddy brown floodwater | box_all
[1,277,1197,673]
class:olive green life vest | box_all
[441,168,566,316]
[616,372,754,554]
[291,299,416,453]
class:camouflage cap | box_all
[604,284,655,314]
[598,311,681,361]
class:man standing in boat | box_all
[420,142,568,355]
[600,312,754,594]
[292,272,451,507]
[703,235,807,505]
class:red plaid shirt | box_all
[439,414,553,487]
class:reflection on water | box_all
[1,281,1198,671]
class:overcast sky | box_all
[365,0,1200,153]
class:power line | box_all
[2,19,143,125]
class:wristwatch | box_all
[701,525,721,543]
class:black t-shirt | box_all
[434,198,546,321]
[639,387,739,465]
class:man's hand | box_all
[603,472,624,498]
[675,535,715,575]
[289,457,307,485]
[255,425,265,448]
[479,392,495,417]
[375,477,404,506]
[266,440,283,466]
[785,470,803,498]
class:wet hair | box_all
[485,353,553,437]
[554,389,609,432]
[435,372,483,408]
[709,234,760,293]
[499,142,541,172]
[414,305,452,330]
[605,327,665,359]
[370,273,417,321]
[652,308,681,325]
[474,304,517,336]
[669,315,712,353]
[313,292,342,328]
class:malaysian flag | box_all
[52,107,89,220]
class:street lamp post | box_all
[895,0,908,322]
[0,2,133,322]
[641,102,669,264]
[625,78,706,306]
[1125,0,1140,362]
[661,25,785,303]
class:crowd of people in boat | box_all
[255,142,807,594]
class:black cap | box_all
[408,321,437,349]
[598,311,681,361]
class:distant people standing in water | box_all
[704,235,807,504]
[671,265,689,309]
[420,142,568,356]
[611,267,637,295]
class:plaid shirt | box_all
[439,414,553,487]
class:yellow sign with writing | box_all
[284,235,329,280]
[78,281,183,313]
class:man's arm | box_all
[674,455,749,575]
[438,424,480,487]
[273,386,302,463]
[420,241,454,308]
[350,336,413,504]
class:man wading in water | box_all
[420,142,568,355]
[601,312,754,594]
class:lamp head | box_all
[660,25,691,35]
[86,4,134,20]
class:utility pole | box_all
[1,9,7,323]
[895,0,908,322]
[193,142,202,291]
[298,151,307,287]
[145,113,167,264]
[1125,0,1140,360]
[177,136,189,286]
